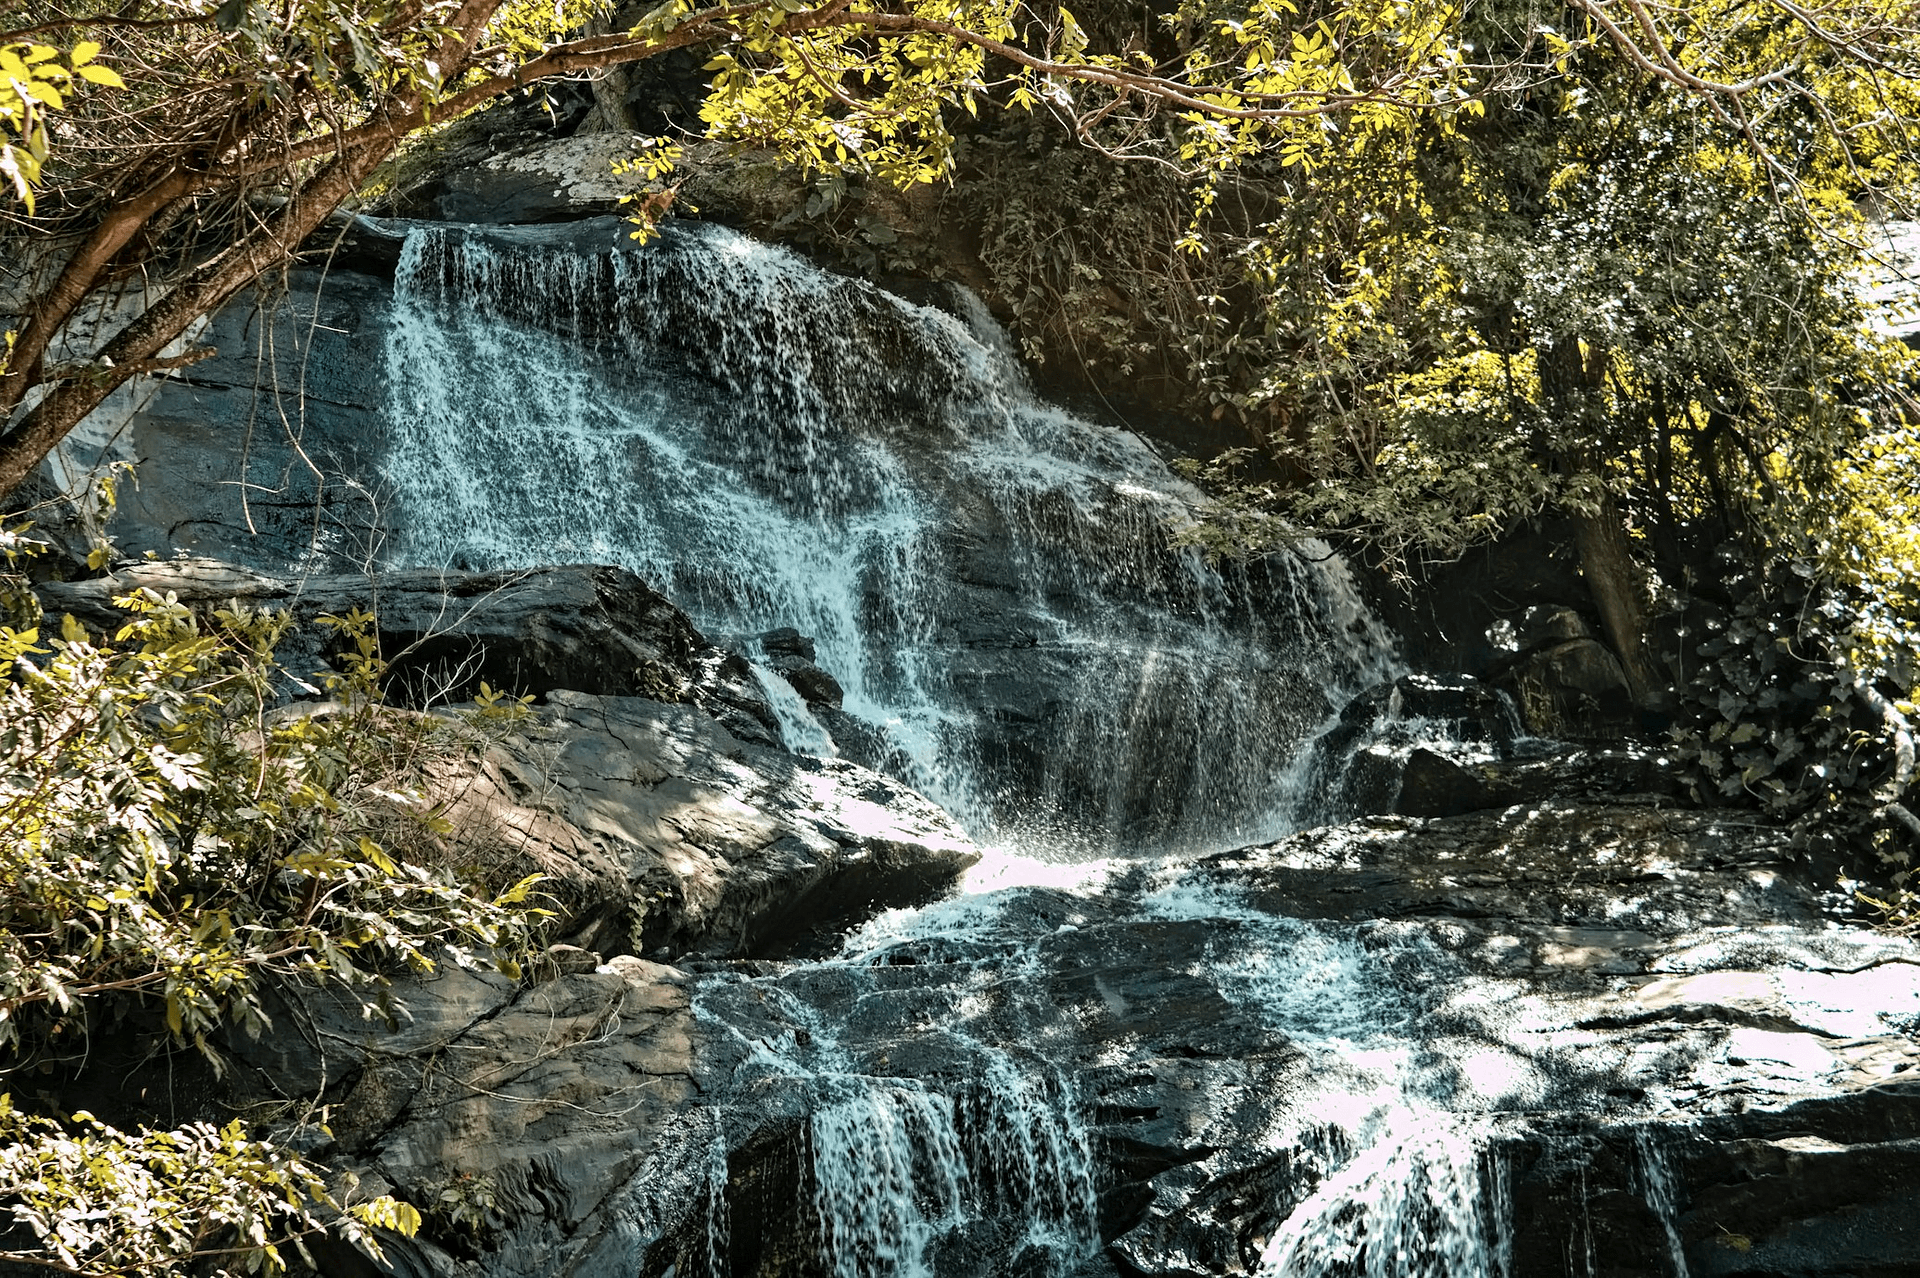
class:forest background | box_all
[2,0,1920,1269]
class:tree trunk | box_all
[0,145,390,501]
[1572,500,1667,713]
[1539,336,1668,715]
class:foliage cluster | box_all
[0,0,1520,498]
[0,526,546,1275]
[963,123,1261,398]
[1659,551,1920,877]
[0,1098,422,1276]
[0,39,122,211]
[1166,5,1920,558]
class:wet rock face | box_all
[1299,673,1526,821]
[36,560,978,963]
[271,794,1920,1278]
[1506,636,1637,740]
[264,959,715,1278]
[1484,603,1638,740]
[1301,667,1693,824]
[51,223,1393,850]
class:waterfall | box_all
[1635,1130,1690,1277]
[704,1119,732,1278]
[810,1084,972,1278]
[695,960,1101,1278]
[1254,1113,1509,1278]
[1139,875,1517,1278]
[367,215,1528,1278]
[747,659,839,757]
[376,218,1396,851]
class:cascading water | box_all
[693,953,1100,1278]
[49,190,1912,1278]
[366,216,1547,1276]
[1135,877,1516,1278]
[1634,1131,1689,1278]
[376,218,1395,852]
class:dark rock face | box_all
[1358,521,1595,680]
[36,560,978,962]
[49,222,1391,850]
[1507,635,1637,740]
[759,627,816,662]
[1335,673,1522,749]
[769,655,845,708]
[248,791,1920,1278]
[1517,602,1591,650]
[1299,673,1525,819]
[1393,747,1491,818]
[1395,744,1691,819]
[37,559,781,745]
[1507,1090,1920,1278]
[1303,651,1642,823]
[1355,532,1654,741]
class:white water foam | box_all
[1255,1109,1510,1278]
[1138,874,1517,1277]
[695,966,1101,1278]
[811,1084,972,1278]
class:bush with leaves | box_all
[0,524,546,1275]
[1659,546,1920,894]
[0,1099,422,1276]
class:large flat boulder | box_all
[444,690,979,960]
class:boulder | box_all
[767,654,844,708]
[1474,600,1642,740]
[1334,673,1522,749]
[1301,673,1523,818]
[1508,635,1636,739]
[448,690,980,960]
[758,627,815,662]
[1392,746,1490,818]
[1517,602,1591,649]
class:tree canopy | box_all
[3,0,1918,501]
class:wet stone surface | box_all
[272,795,1920,1278]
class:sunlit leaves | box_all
[0,542,545,1071]
[0,1100,419,1276]
[0,533,546,1272]
[0,40,125,210]
[695,0,1025,187]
